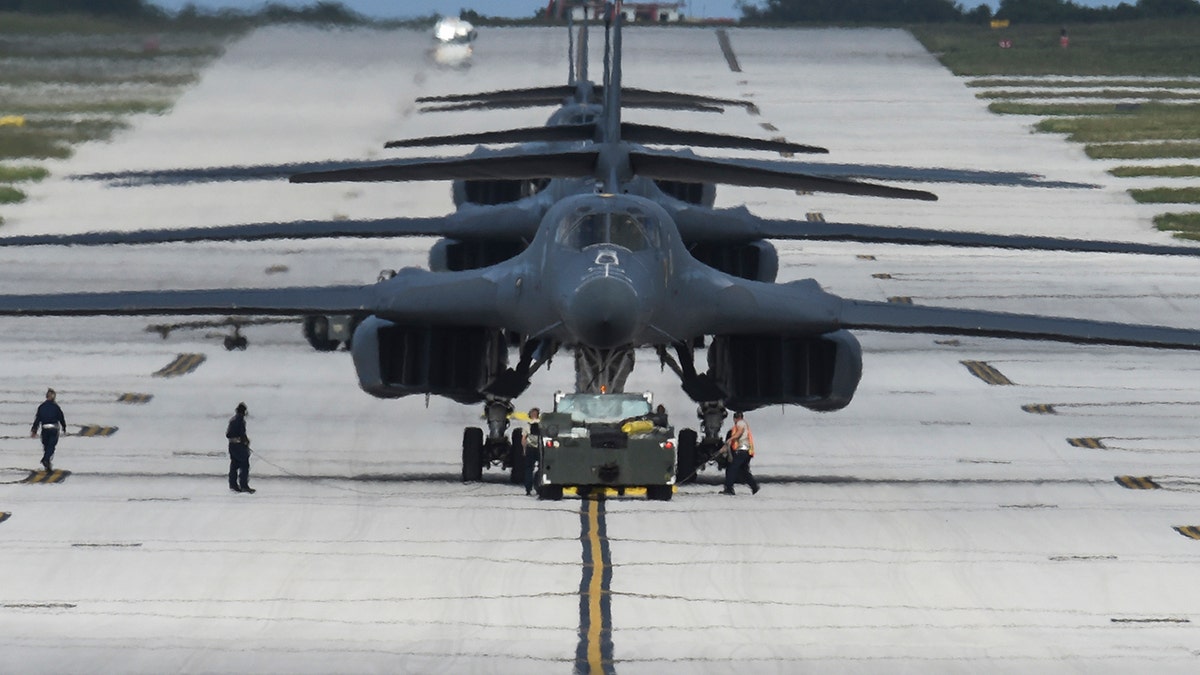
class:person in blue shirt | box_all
[30,388,66,472]
[225,402,255,494]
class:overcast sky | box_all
[146,1,1123,21]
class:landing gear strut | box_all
[461,398,525,483]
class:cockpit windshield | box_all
[556,206,658,251]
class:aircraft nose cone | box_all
[566,276,640,349]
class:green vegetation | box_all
[1035,104,1200,142]
[1110,164,1200,177]
[911,20,1200,76]
[978,89,1200,100]
[968,78,1200,89]
[911,20,1200,233]
[0,165,49,182]
[0,186,25,205]
[987,101,1141,115]
[1154,212,1200,240]
[1130,187,1200,204]
[1085,142,1200,159]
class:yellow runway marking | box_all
[23,470,68,484]
[1173,526,1200,540]
[153,353,206,377]
[0,512,10,524]
[1021,404,1056,415]
[78,425,118,437]
[961,360,1014,385]
[1115,476,1160,490]
[574,497,614,674]
[1068,437,1105,449]
[117,393,153,404]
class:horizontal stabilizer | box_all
[840,299,1200,351]
[416,85,755,113]
[385,124,596,148]
[0,205,543,248]
[290,149,599,184]
[0,286,372,317]
[76,157,416,187]
[672,208,1200,257]
[385,122,825,154]
[621,123,826,154]
[630,151,937,201]
[421,98,723,114]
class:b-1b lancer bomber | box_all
[3,9,1200,490]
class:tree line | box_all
[737,0,1200,23]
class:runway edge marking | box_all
[961,360,1014,385]
[575,497,615,675]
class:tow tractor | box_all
[533,390,675,500]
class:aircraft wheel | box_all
[462,427,484,482]
[646,485,673,501]
[675,429,698,484]
[537,484,563,501]
[303,315,340,352]
[508,429,525,484]
[223,335,248,351]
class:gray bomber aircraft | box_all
[5,12,1200,484]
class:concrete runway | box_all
[3,26,1200,673]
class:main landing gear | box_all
[461,398,525,483]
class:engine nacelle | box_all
[688,240,779,282]
[653,180,716,207]
[429,238,527,272]
[452,179,546,207]
[707,330,862,412]
[351,316,508,404]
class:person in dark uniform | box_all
[31,388,66,472]
[722,411,759,496]
[226,402,255,494]
[523,408,540,496]
[650,404,668,428]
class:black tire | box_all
[303,315,340,352]
[646,484,673,501]
[508,429,525,484]
[676,429,698,484]
[462,427,484,482]
[537,484,563,501]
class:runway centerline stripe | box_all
[575,497,614,675]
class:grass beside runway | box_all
[911,20,1200,240]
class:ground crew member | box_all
[650,404,668,428]
[722,411,759,495]
[523,408,540,495]
[31,388,66,472]
[226,402,255,494]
